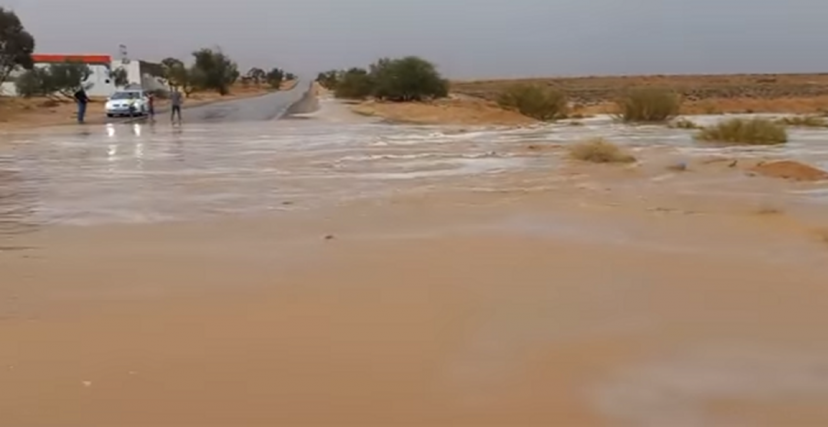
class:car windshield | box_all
[110,92,141,100]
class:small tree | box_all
[161,57,192,95]
[316,70,339,89]
[110,67,129,87]
[497,84,568,121]
[266,67,284,89]
[46,62,92,97]
[0,7,35,86]
[333,67,374,100]
[246,67,266,85]
[191,48,239,95]
[285,72,296,81]
[370,56,448,102]
[14,67,49,97]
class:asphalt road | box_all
[180,80,311,123]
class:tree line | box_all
[0,7,295,98]
[316,56,449,102]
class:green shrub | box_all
[370,56,448,101]
[14,68,49,97]
[190,48,239,95]
[110,67,129,87]
[333,67,374,100]
[695,118,788,145]
[15,62,91,98]
[497,84,568,121]
[569,138,636,163]
[616,87,681,122]
[266,68,284,89]
[316,70,340,89]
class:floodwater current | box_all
[1,101,828,229]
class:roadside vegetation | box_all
[569,138,637,164]
[316,56,449,102]
[616,87,681,122]
[14,62,92,97]
[695,118,788,145]
[496,84,568,121]
[0,7,35,88]
[3,8,295,100]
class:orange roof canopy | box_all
[31,54,112,65]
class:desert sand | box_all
[351,95,535,126]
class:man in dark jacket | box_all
[73,87,90,124]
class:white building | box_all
[0,54,167,97]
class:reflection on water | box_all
[0,113,827,227]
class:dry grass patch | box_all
[568,138,636,164]
[497,84,568,121]
[616,87,681,122]
[695,118,788,145]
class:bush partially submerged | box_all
[616,87,681,122]
[497,84,568,121]
[669,118,701,129]
[695,118,788,145]
[775,115,828,128]
[569,138,636,164]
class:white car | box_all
[105,89,149,117]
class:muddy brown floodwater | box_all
[2,97,828,426]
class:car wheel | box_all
[107,113,113,118]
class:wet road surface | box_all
[182,80,312,123]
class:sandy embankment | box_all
[346,93,828,126]
[351,95,535,126]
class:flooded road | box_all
[1,102,827,228]
[3,97,828,426]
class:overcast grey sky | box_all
[5,0,827,78]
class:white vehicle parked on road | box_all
[105,89,149,117]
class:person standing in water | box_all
[170,88,183,124]
[73,87,89,124]
[146,92,156,122]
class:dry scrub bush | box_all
[669,118,701,129]
[695,118,788,145]
[497,84,568,121]
[616,87,681,122]
[569,138,636,164]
